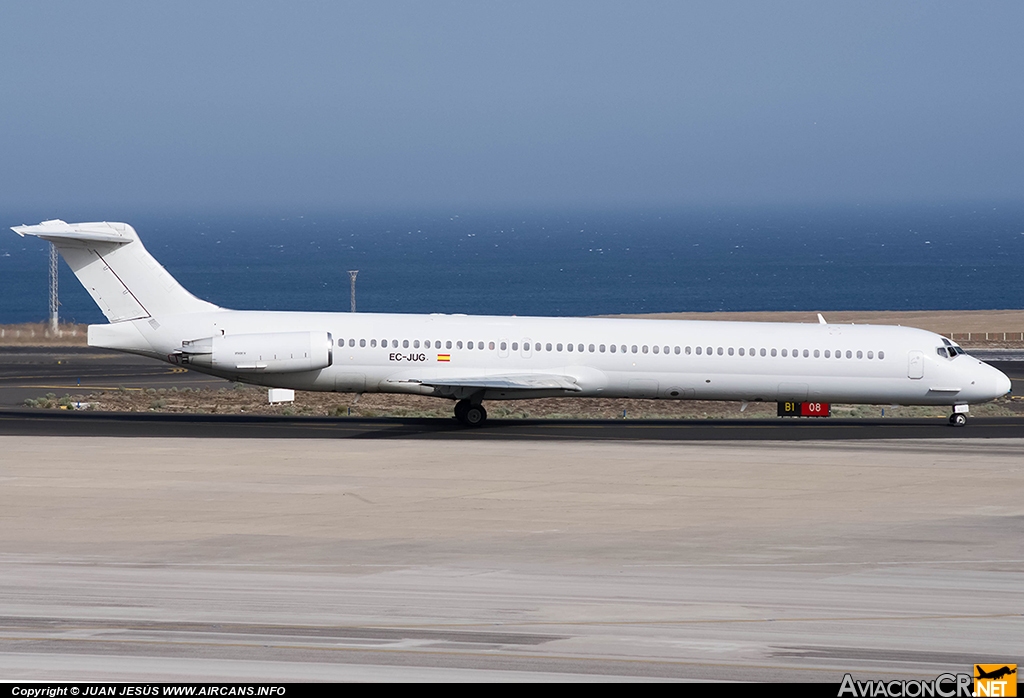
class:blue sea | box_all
[2,203,1023,324]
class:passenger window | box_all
[685,346,691,355]
[621,345,627,353]
[348,338,354,347]
[642,345,649,354]
[879,351,885,359]
[446,340,452,349]
[557,343,563,351]
[610,344,616,353]
[632,345,638,353]
[578,344,584,352]
[782,349,788,357]
[696,346,702,355]
[803,349,809,358]
[813,349,818,358]
[835,349,841,358]
[749,348,755,356]
[456,341,463,349]
[500,342,507,351]
[589,344,596,352]
[728,347,734,356]
[706,346,712,355]
[738,348,744,356]
[489,341,495,350]
[338,338,344,346]
[867,351,873,359]
[599,344,606,353]
[512,342,518,351]
[413,340,420,349]
[846,350,852,358]
[792,348,798,357]
[675,346,681,354]
[534,343,540,351]
[360,339,366,348]
[370,339,377,348]
[771,349,777,357]
[652,345,659,354]
[567,343,573,352]
[857,350,863,359]
[546,343,552,351]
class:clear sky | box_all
[2,1,1022,212]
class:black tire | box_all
[454,400,470,423]
[463,404,487,427]
[949,413,967,427]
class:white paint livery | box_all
[13,220,1011,426]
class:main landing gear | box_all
[454,399,488,427]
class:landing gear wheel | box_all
[463,404,487,427]
[949,413,967,427]
[454,400,470,422]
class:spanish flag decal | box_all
[437,354,451,362]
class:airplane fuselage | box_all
[90,309,1011,407]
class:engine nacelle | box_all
[178,331,333,373]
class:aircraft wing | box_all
[390,373,583,392]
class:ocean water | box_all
[2,204,1023,325]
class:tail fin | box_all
[11,220,220,322]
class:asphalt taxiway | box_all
[1,436,1021,681]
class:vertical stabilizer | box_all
[11,220,220,322]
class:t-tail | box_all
[11,219,220,322]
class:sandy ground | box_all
[613,309,1024,338]
[0,436,1021,680]
[4,309,1024,348]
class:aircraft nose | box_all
[995,367,1012,397]
[980,362,1012,399]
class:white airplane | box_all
[12,219,1011,427]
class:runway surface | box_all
[1,346,1023,441]
[3,409,1024,440]
[0,346,224,407]
[1,437,1021,681]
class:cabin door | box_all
[907,351,924,379]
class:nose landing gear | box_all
[454,399,488,427]
[948,413,967,427]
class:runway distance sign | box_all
[777,401,831,417]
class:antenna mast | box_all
[348,270,358,312]
[48,243,59,334]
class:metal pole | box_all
[48,243,59,334]
[348,270,358,312]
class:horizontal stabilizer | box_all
[12,219,133,244]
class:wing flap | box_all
[391,373,582,392]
